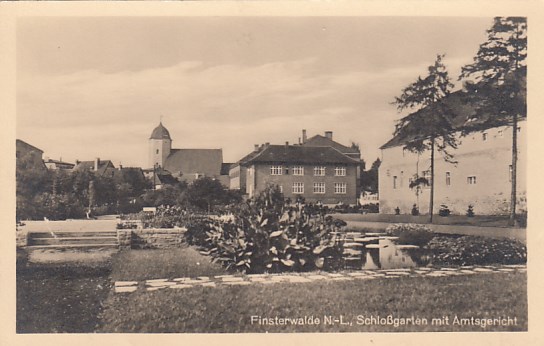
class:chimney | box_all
[325,131,333,140]
[298,137,301,144]
[302,129,307,143]
[75,159,80,165]
[285,141,289,148]
[254,144,259,152]
[265,142,270,147]
[94,158,100,171]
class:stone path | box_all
[113,264,527,293]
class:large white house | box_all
[379,94,526,216]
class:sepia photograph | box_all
[3,2,540,341]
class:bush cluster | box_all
[385,223,434,247]
[427,235,527,266]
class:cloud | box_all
[16,53,473,167]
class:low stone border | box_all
[113,264,527,293]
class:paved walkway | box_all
[114,264,526,293]
[341,220,526,244]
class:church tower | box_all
[148,122,172,169]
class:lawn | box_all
[17,261,112,333]
[17,246,528,333]
[110,246,227,281]
[98,272,527,333]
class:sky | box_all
[16,16,492,169]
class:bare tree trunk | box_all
[429,138,435,223]
[510,113,518,226]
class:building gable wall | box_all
[379,122,526,215]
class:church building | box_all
[147,122,230,185]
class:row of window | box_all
[281,182,347,194]
[392,165,513,188]
[270,165,346,176]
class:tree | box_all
[188,177,237,212]
[361,158,380,193]
[392,54,458,222]
[459,17,527,225]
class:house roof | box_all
[242,145,361,165]
[156,172,179,185]
[220,163,233,175]
[302,135,359,156]
[73,160,116,177]
[149,122,171,140]
[45,159,74,167]
[16,139,43,153]
[164,149,223,177]
[381,70,527,150]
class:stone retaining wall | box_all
[16,230,28,248]
[118,228,187,249]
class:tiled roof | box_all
[220,163,233,175]
[164,149,223,177]
[45,159,74,167]
[73,160,115,177]
[16,139,43,153]
[156,173,179,185]
[242,145,360,165]
[302,135,359,156]
[381,72,527,150]
[149,122,171,140]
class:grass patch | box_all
[98,272,527,333]
[111,246,227,281]
[17,261,111,333]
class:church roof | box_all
[164,149,223,177]
[149,122,171,140]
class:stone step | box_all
[29,231,118,238]
[27,243,118,249]
[30,236,118,245]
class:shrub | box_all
[428,235,526,266]
[466,204,475,217]
[411,204,419,216]
[438,204,451,217]
[361,203,379,213]
[385,223,434,247]
[394,207,400,215]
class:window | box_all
[334,183,347,194]
[270,165,283,175]
[467,176,477,185]
[423,170,432,186]
[292,182,304,194]
[446,172,451,186]
[314,166,326,176]
[393,176,398,189]
[313,182,326,194]
[293,166,304,176]
[156,149,159,154]
[334,166,346,176]
[509,165,513,182]
[482,132,488,141]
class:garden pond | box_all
[339,232,430,270]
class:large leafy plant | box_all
[190,185,345,273]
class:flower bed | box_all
[427,235,526,266]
